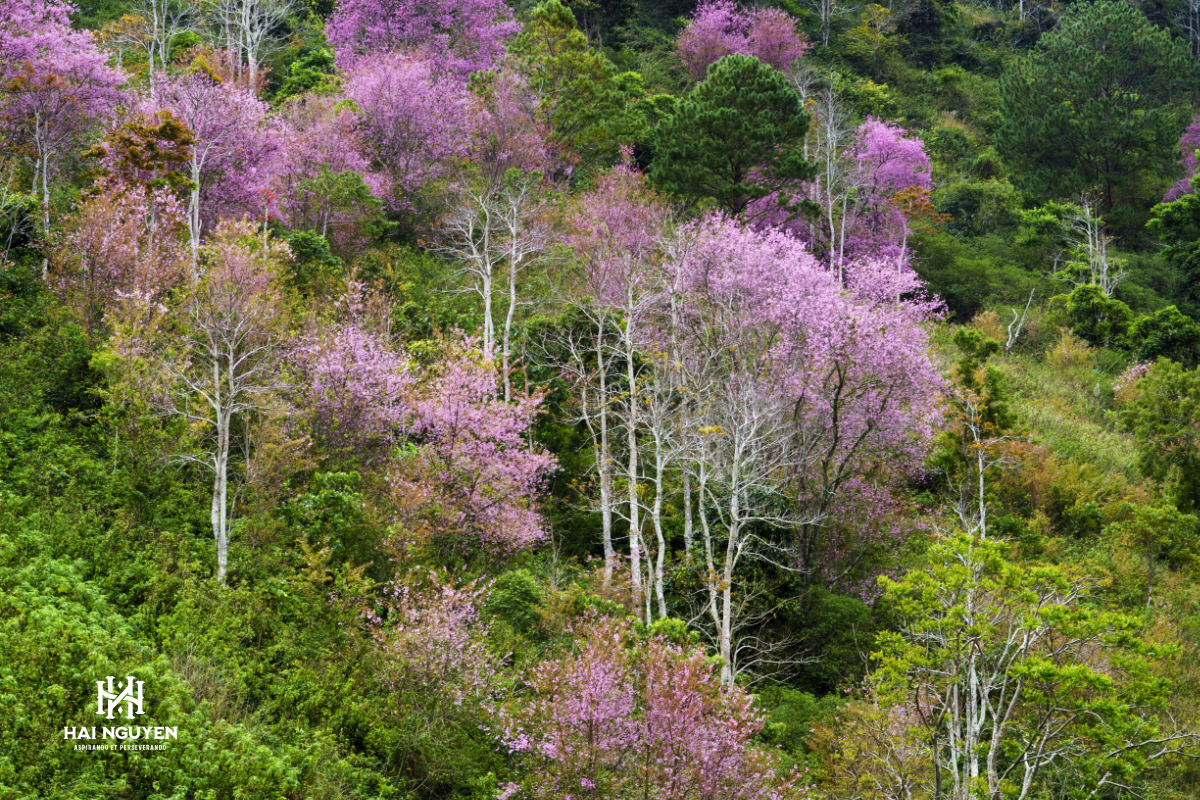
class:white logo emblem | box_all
[96,676,145,720]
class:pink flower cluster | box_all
[676,0,810,80]
[326,0,520,80]
[392,343,555,555]
[367,571,498,704]
[292,323,555,556]
[495,615,804,800]
[1165,115,1200,202]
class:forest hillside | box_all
[5,0,1200,797]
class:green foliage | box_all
[787,589,878,695]
[350,246,482,342]
[910,232,1043,322]
[1120,359,1200,513]
[895,0,958,67]
[284,229,344,295]
[281,471,374,563]
[486,569,543,632]
[563,0,638,46]
[1047,284,1135,348]
[997,1,1196,221]
[274,48,338,104]
[0,534,328,800]
[935,178,1021,238]
[950,329,1007,419]
[1105,501,1199,606]
[1148,184,1200,319]
[755,685,841,772]
[841,5,904,77]
[930,66,1001,131]
[834,74,901,120]
[650,54,815,216]
[1128,305,1200,367]
[511,0,654,171]
[876,533,1178,798]
[0,186,38,260]
[1014,201,1073,261]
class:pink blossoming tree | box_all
[291,318,412,465]
[147,73,280,264]
[657,216,941,678]
[49,183,188,335]
[389,341,556,558]
[1165,114,1200,201]
[495,615,803,800]
[345,54,474,214]
[326,0,520,80]
[273,96,390,252]
[752,113,933,279]
[676,0,809,81]
[367,570,498,705]
[108,221,293,584]
[470,69,560,189]
[0,0,126,233]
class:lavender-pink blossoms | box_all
[676,0,809,81]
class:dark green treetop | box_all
[997,2,1195,221]
[650,54,815,217]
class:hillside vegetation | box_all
[6,0,1200,798]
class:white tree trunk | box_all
[624,323,642,615]
[597,328,615,584]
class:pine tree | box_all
[650,54,814,216]
[997,2,1196,221]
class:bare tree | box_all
[437,188,503,358]
[438,175,547,401]
[1062,194,1126,296]
[0,164,35,260]
[808,84,860,284]
[686,371,807,683]
[670,272,813,681]
[532,307,621,585]
[634,349,690,620]
[203,0,294,89]
[112,223,291,583]
[807,0,858,47]
[945,387,1018,540]
[1004,289,1035,354]
[101,0,195,102]
[1176,0,1200,59]
[495,171,549,402]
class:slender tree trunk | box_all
[651,437,667,619]
[213,401,231,585]
[503,258,517,402]
[682,466,693,555]
[597,324,615,584]
[148,37,158,103]
[188,158,203,270]
[720,515,737,683]
[625,322,642,615]
[39,130,51,236]
[481,268,494,357]
[698,462,722,654]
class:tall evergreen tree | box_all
[650,54,814,216]
[997,2,1195,220]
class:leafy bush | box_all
[486,569,543,633]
